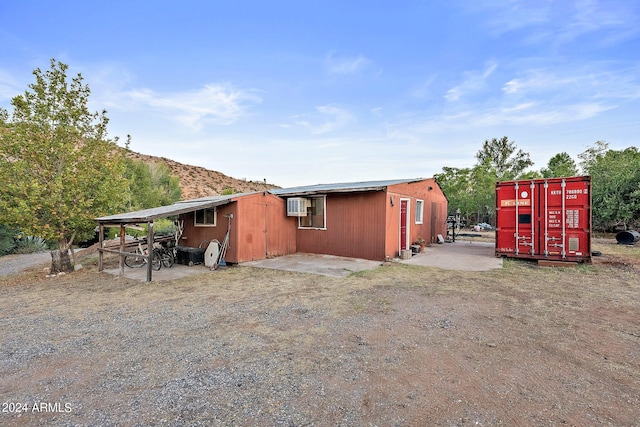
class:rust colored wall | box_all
[295,191,387,260]
[178,179,447,263]
[179,193,297,264]
[178,203,237,259]
[385,179,448,258]
[234,193,297,262]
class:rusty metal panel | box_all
[496,176,592,263]
[179,204,238,262]
[296,191,387,260]
[385,179,449,258]
[234,193,296,262]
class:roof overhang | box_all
[95,195,240,225]
[271,178,426,197]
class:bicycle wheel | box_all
[161,250,174,268]
[151,249,162,271]
[124,252,145,268]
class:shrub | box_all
[0,224,17,255]
[14,235,48,254]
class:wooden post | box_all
[98,223,104,271]
[146,221,154,282]
[120,225,125,278]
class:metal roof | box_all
[270,178,426,197]
[95,193,254,224]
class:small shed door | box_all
[400,199,409,251]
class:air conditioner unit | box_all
[287,197,310,216]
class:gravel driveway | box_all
[0,252,51,276]
[1,240,639,426]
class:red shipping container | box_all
[495,176,592,263]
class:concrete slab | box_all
[400,241,503,271]
[101,241,502,281]
[243,253,382,277]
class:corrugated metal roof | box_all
[270,178,426,197]
[95,193,251,224]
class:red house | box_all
[97,178,448,278]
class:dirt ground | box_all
[1,237,639,426]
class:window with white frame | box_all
[195,207,217,226]
[415,199,424,224]
[299,196,326,229]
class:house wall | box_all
[385,179,448,258]
[178,179,447,263]
[179,193,296,263]
[179,203,238,259]
[234,193,297,262]
[295,191,387,260]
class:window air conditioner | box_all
[287,197,310,216]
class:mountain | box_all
[126,151,279,200]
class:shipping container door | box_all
[496,180,536,256]
[538,178,591,260]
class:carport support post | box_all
[146,221,154,282]
[98,224,104,271]
[119,225,125,278]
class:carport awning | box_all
[95,194,242,224]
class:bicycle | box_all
[155,245,174,269]
[124,240,161,270]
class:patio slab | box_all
[400,241,503,271]
[243,253,382,277]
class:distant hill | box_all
[126,151,279,200]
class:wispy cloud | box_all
[502,66,640,100]
[293,104,353,134]
[107,83,261,130]
[0,69,22,101]
[469,0,640,47]
[445,62,497,101]
[325,52,373,75]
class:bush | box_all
[14,235,49,254]
[0,224,17,255]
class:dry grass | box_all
[1,239,639,425]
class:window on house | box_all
[195,207,217,226]
[415,199,424,224]
[299,196,326,229]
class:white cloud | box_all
[106,83,261,130]
[293,104,353,134]
[325,52,372,75]
[0,69,22,101]
[445,63,498,101]
[469,0,640,47]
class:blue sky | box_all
[1,0,639,187]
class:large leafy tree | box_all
[579,141,640,230]
[436,136,533,225]
[435,165,498,225]
[124,159,182,210]
[475,136,533,181]
[0,59,129,273]
[541,152,578,178]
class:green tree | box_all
[124,159,182,210]
[435,165,495,225]
[0,59,129,273]
[579,141,640,230]
[541,152,578,178]
[475,136,533,181]
[436,136,534,226]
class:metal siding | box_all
[385,179,449,258]
[177,178,448,263]
[179,193,297,264]
[179,204,238,261]
[496,176,591,262]
[296,192,387,260]
[234,193,297,262]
